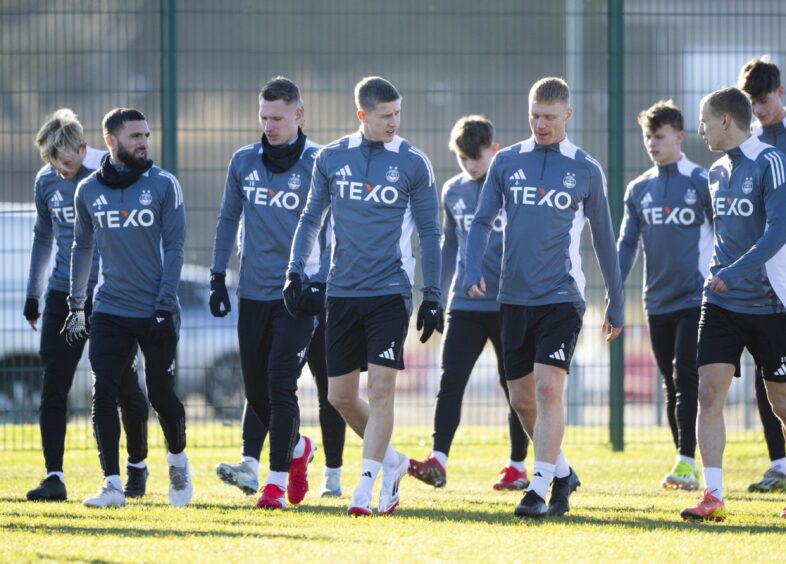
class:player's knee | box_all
[509,390,534,418]
[267,375,296,399]
[535,381,561,406]
[367,392,393,412]
[697,378,723,411]
[327,387,352,411]
[146,386,174,413]
[119,393,149,420]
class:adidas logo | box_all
[378,346,395,361]
[775,358,786,377]
[640,192,653,208]
[156,316,165,323]
[361,471,373,478]
[337,165,352,177]
[297,346,308,362]
[509,169,526,181]
[244,170,260,183]
[50,190,64,204]
[452,198,466,215]
[533,471,543,478]
[92,194,108,209]
[310,287,320,293]
[549,344,566,362]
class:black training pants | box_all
[647,307,700,458]
[433,309,528,460]
[39,291,148,473]
[89,312,184,477]
[237,298,315,472]
[240,310,346,468]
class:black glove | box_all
[209,271,231,317]
[23,297,40,322]
[148,310,177,343]
[416,300,444,343]
[299,281,326,316]
[282,272,302,318]
[60,309,88,347]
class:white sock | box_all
[324,466,341,476]
[431,450,448,469]
[46,471,65,484]
[353,459,382,506]
[265,471,287,489]
[529,461,555,501]
[105,475,122,491]
[508,459,525,472]
[126,458,147,469]
[554,450,570,479]
[771,457,786,474]
[241,456,260,476]
[702,467,723,500]
[166,450,188,468]
[382,444,399,468]
[678,454,697,470]
[292,436,306,459]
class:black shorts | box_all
[697,302,786,382]
[500,302,584,380]
[325,294,411,376]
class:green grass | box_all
[1,426,784,562]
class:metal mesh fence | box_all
[1,0,783,450]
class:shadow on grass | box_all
[3,521,332,541]
[294,502,786,533]
[5,498,782,535]
[33,553,112,564]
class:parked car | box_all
[0,203,48,421]
[0,202,244,421]
[175,264,243,414]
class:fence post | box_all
[608,0,625,451]
[161,0,177,176]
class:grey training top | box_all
[70,163,186,317]
[704,135,786,314]
[26,147,104,299]
[463,137,624,328]
[617,155,713,315]
[441,172,503,313]
[753,115,786,150]
[288,131,441,301]
[211,139,327,301]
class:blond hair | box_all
[34,108,85,164]
[529,77,570,104]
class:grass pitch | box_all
[1,426,784,562]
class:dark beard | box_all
[116,143,148,169]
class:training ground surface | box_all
[1,426,784,562]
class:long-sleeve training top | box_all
[704,135,786,314]
[463,137,624,327]
[617,155,713,315]
[70,162,186,317]
[288,131,441,302]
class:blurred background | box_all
[2,0,784,451]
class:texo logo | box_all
[243,186,301,210]
[715,197,753,217]
[641,206,696,225]
[94,208,155,228]
[509,186,572,210]
[336,180,399,204]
